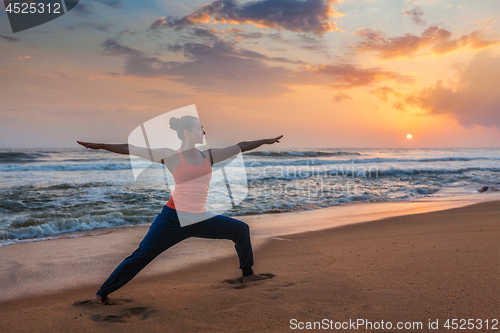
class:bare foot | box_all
[92,295,105,304]
[242,273,268,283]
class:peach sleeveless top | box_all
[165,149,212,213]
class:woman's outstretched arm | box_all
[76,141,175,164]
[237,135,283,153]
[77,141,129,154]
[207,135,283,165]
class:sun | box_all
[407,134,412,139]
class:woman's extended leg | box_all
[95,209,187,301]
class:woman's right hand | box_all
[77,141,102,150]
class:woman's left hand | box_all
[266,135,283,144]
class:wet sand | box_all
[0,196,499,332]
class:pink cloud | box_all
[354,26,499,59]
[403,50,500,128]
[333,92,353,102]
[370,86,401,102]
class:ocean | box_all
[1,147,499,246]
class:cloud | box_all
[56,72,72,80]
[221,27,244,34]
[430,29,499,54]
[167,39,306,64]
[268,32,292,43]
[100,38,145,57]
[118,29,136,36]
[474,18,493,26]
[0,35,22,43]
[14,56,31,60]
[370,86,400,101]
[297,33,327,52]
[108,72,122,78]
[67,22,113,31]
[88,76,116,80]
[100,37,295,98]
[149,0,343,35]
[266,32,327,53]
[403,6,426,25]
[299,64,414,88]
[221,27,265,39]
[192,28,219,39]
[403,50,500,129]
[392,101,406,111]
[354,26,499,59]
[99,37,414,98]
[333,92,352,102]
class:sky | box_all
[0,0,499,148]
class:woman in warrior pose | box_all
[77,115,282,303]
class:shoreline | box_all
[2,191,499,248]
[0,198,498,332]
[0,192,499,303]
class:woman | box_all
[77,115,283,304]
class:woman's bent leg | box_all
[188,215,254,277]
[96,222,185,299]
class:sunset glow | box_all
[0,0,498,148]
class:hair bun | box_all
[169,117,179,130]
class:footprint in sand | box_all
[72,298,157,322]
[223,273,276,289]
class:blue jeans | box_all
[96,205,254,298]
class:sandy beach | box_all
[0,194,499,332]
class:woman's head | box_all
[170,115,205,143]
